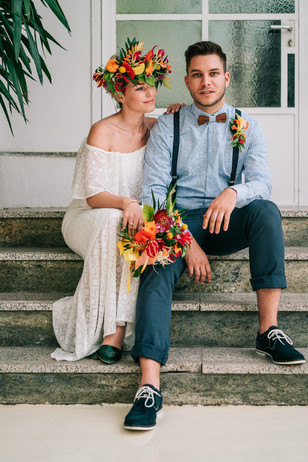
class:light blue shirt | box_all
[142,103,272,209]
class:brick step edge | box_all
[0,292,308,312]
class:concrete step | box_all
[0,246,307,293]
[0,209,66,248]
[0,208,307,248]
[0,346,307,405]
[0,292,307,348]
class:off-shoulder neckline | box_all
[85,141,146,155]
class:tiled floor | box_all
[1,404,308,462]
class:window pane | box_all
[117,21,202,107]
[209,0,295,14]
[288,54,295,107]
[117,0,202,14]
[209,20,281,107]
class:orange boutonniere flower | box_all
[229,113,249,151]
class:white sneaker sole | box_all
[123,407,163,431]
[256,349,306,365]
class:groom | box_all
[124,41,305,431]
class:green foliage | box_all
[0,0,71,134]
[142,203,154,222]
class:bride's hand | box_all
[122,202,144,237]
[164,103,186,114]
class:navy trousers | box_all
[131,200,286,366]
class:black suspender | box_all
[229,109,241,186]
[170,110,180,191]
[170,110,180,202]
[170,108,241,196]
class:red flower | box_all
[135,230,156,243]
[154,209,175,232]
[146,240,159,258]
[122,61,135,79]
[175,231,192,246]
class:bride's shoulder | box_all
[87,116,115,150]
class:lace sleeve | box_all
[72,141,115,199]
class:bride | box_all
[51,38,176,363]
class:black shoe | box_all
[98,345,122,364]
[256,326,305,365]
[124,384,163,431]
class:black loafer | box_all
[98,345,122,364]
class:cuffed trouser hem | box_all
[251,274,287,291]
[131,343,168,366]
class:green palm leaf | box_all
[0,0,70,134]
[13,0,23,60]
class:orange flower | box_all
[143,221,156,235]
[106,59,119,73]
[145,60,154,75]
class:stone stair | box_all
[0,208,307,405]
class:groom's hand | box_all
[184,238,212,283]
[202,188,237,234]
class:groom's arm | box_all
[141,114,173,207]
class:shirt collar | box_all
[189,102,229,121]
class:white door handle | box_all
[271,25,293,31]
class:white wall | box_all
[0,155,75,208]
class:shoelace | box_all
[267,328,293,345]
[134,385,161,408]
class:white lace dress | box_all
[51,140,145,361]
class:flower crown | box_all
[93,37,172,97]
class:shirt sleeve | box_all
[231,118,272,208]
[141,114,174,207]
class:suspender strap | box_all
[229,109,241,186]
[170,110,180,196]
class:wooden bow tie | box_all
[198,113,227,125]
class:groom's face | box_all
[185,54,230,114]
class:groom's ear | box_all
[225,72,231,88]
[184,75,189,90]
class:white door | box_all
[96,0,307,207]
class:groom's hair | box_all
[185,41,227,74]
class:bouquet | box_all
[117,185,192,291]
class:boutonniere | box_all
[229,113,249,151]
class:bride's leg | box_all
[102,325,126,350]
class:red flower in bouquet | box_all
[135,229,156,243]
[175,230,192,246]
[146,240,159,258]
[154,209,175,232]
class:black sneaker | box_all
[124,384,163,431]
[256,326,305,365]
